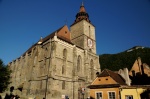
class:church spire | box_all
[80,2,86,12]
[71,2,91,26]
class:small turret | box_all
[37,37,43,44]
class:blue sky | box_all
[0,0,150,65]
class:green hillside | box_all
[99,46,150,71]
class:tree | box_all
[99,47,150,71]
[0,59,11,92]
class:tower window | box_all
[89,26,91,37]
[62,49,67,74]
[77,55,82,72]
[63,49,67,60]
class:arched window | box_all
[62,49,67,74]
[77,55,82,72]
[90,59,94,79]
[63,49,67,60]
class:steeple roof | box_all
[79,2,86,12]
[71,2,91,26]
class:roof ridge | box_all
[105,69,111,76]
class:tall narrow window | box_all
[62,49,67,74]
[63,49,67,60]
[89,26,91,37]
[77,55,82,72]
[96,92,102,99]
[62,81,65,90]
[108,92,115,99]
[90,59,94,79]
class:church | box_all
[8,3,100,99]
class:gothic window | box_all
[62,81,65,90]
[62,49,67,74]
[90,59,94,79]
[77,55,82,72]
[63,49,67,60]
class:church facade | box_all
[8,3,100,99]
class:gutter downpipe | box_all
[119,87,122,99]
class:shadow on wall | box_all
[140,89,150,99]
[129,70,150,85]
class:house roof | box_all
[98,69,126,85]
[88,69,126,89]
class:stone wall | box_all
[8,36,100,99]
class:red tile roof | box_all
[98,69,126,85]
[22,25,73,56]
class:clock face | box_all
[88,38,93,48]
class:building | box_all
[129,57,150,77]
[87,69,126,99]
[129,57,150,85]
[120,86,148,99]
[87,69,150,99]
[8,3,100,99]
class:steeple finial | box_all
[82,1,84,6]
[79,2,86,12]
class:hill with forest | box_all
[99,46,150,71]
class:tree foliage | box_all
[0,59,11,93]
[99,47,150,71]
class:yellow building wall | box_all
[120,88,146,99]
[90,88,120,99]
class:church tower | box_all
[71,3,96,54]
